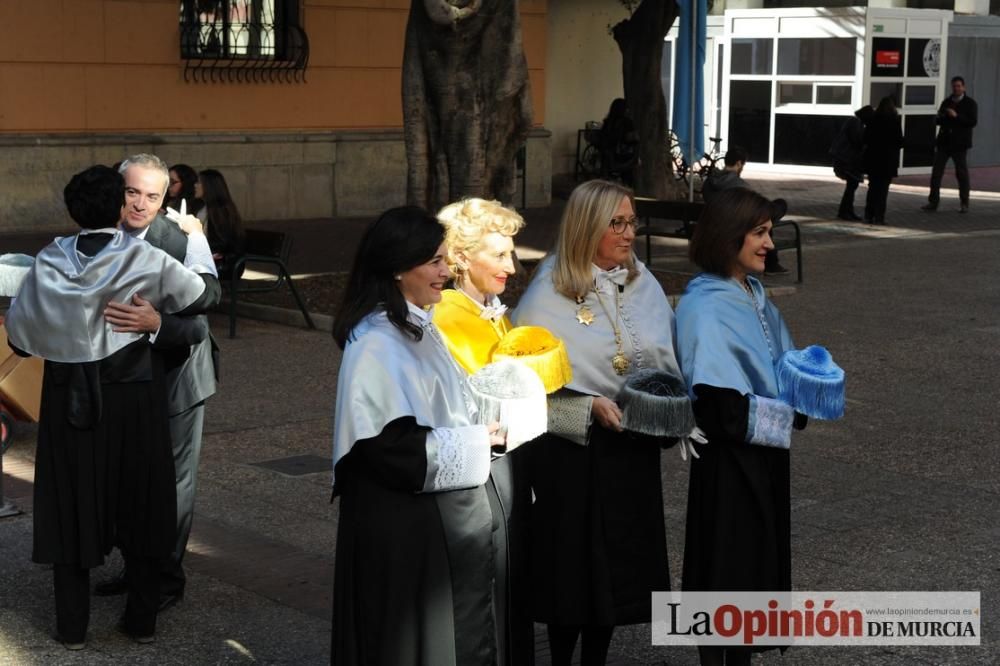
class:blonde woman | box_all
[433,198,524,373]
[433,198,534,666]
[512,180,683,666]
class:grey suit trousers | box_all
[161,401,206,595]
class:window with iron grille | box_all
[180,1,309,83]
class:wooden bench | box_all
[634,198,803,283]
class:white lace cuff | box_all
[422,425,491,492]
[183,233,218,277]
[746,395,794,450]
[547,391,594,446]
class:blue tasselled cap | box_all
[776,345,845,420]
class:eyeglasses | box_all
[609,216,638,234]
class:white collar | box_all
[457,286,508,322]
[79,227,119,236]
[122,223,150,240]
[406,300,433,325]
[591,263,629,291]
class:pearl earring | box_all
[394,275,402,281]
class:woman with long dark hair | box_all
[598,98,638,185]
[676,188,808,666]
[330,206,504,666]
[164,163,202,214]
[196,169,245,276]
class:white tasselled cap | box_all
[468,360,547,450]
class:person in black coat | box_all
[923,76,978,213]
[830,105,874,221]
[597,98,638,186]
[862,97,903,225]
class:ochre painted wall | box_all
[0,0,547,133]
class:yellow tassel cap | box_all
[492,326,573,394]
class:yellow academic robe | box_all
[433,289,512,374]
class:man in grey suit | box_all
[97,153,220,610]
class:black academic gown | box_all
[20,232,220,568]
[331,416,496,666]
[523,426,672,627]
[682,386,805,654]
[485,448,535,666]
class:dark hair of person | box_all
[604,98,628,124]
[689,188,775,276]
[875,96,898,117]
[64,165,125,229]
[332,206,445,349]
[168,163,201,211]
[198,168,245,252]
[723,146,748,167]
[951,75,965,85]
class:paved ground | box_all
[1,170,997,664]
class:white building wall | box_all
[545,0,630,176]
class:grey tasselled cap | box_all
[619,368,696,437]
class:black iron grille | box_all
[180,0,308,83]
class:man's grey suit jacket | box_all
[145,214,220,415]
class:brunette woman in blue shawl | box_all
[675,188,807,666]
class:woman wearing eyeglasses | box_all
[512,179,684,666]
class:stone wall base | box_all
[0,128,552,233]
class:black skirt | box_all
[682,436,791,593]
[524,426,671,627]
[31,353,177,568]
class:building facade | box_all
[0,0,550,232]
[545,0,999,179]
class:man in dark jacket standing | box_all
[923,76,978,213]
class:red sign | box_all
[876,50,901,67]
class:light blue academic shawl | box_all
[675,273,794,400]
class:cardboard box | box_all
[0,323,43,422]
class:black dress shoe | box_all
[94,570,128,596]
[56,635,86,651]
[921,203,938,211]
[158,591,184,613]
[117,619,155,644]
[837,212,862,221]
[764,263,790,276]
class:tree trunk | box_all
[612,0,680,199]
[403,0,533,211]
